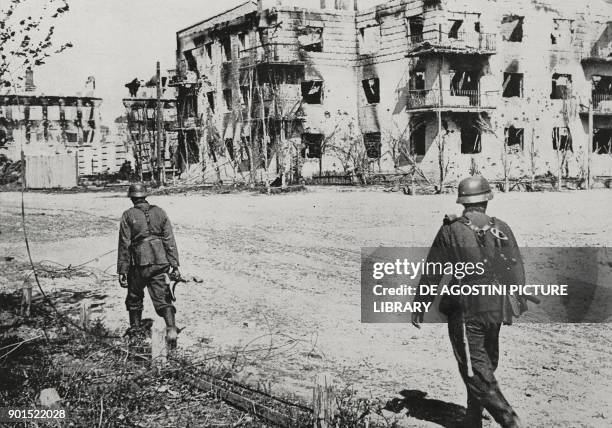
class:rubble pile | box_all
[0,156,23,185]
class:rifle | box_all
[166,271,188,302]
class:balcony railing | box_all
[580,44,612,62]
[239,43,304,67]
[593,93,612,112]
[407,30,496,55]
[404,89,498,110]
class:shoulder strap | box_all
[457,216,493,247]
[134,205,153,236]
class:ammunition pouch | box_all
[131,235,169,266]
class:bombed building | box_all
[173,0,612,186]
[0,69,115,176]
[122,72,179,180]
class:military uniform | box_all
[416,176,525,428]
[117,201,180,316]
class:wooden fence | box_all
[24,153,77,189]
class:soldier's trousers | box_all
[125,264,175,316]
[447,313,520,428]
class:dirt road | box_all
[1,187,611,427]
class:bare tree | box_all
[324,112,373,184]
[0,0,72,86]
[383,123,432,191]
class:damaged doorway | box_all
[593,128,612,154]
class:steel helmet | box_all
[456,175,494,204]
[127,183,148,198]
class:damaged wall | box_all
[174,0,612,184]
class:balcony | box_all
[239,43,304,68]
[404,89,498,112]
[579,93,612,116]
[580,45,612,63]
[407,30,496,57]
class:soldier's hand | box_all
[169,267,182,282]
[411,311,424,329]
[119,274,128,288]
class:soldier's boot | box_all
[129,310,142,328]
[162,308,178,350]
[126,310,142,338]
[458,398,483,428]
[501,413,523,428]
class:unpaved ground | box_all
[1,187,611,427]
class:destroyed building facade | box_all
[122,73,179,179]
[0,69,118,176]
[174,0,612,185]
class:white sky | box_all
[30,0,611,125]
[34,0,247,124]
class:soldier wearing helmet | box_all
[117,183,181,348]
[412,175,526,428]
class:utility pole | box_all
[156,61,165,186]
[587,100,593,190]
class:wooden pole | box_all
[587,100,593,190]
[156,61,165,186]
[312,373,337,428]
[80,299,91,332]
[21,286,32,317]
[151,319,167,365]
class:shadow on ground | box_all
[385,389,468,428]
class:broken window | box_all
[448,20,463,39]
[184,50,197,73]
[360,26,381,55]
[301,133,323,158]
[552,127,572,152]
[460,127,481,154]
[407,16,424,43]
[502,72,523,98]
[450,70,478,92]
[301,80,323,104]
[0,128,7,147]
[221,37,232,62]
[83,129,94,143]
[411,125,426,155]
[225,138,235,160]
[223,89,233,111]
[206,91,215,113]
[501,15,524,42]
[238,32,249,57]
[363,132,382,159]
[65,131,78,143]
[205,42,213,62]
[593,129,612,154]
[591,75,612,109]
[551,19,574,45]
[409,71,425,90]
[551,73,572,99]
[504,126,524,152]
[362,78,380,104]
[298,26,323,52]
[240,86,250,105]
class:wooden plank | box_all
[25,154,77,189]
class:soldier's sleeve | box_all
[117,212,131,275]
[415,223,452,304]
[161,211,180,268]
[502,223,526,288]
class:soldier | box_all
[117,183,181,348]
[412,175,526,428]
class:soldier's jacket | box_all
[418,210,525,323]
[117,201,180,275]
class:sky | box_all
[33,0,247,124]
[26,0,612,125]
